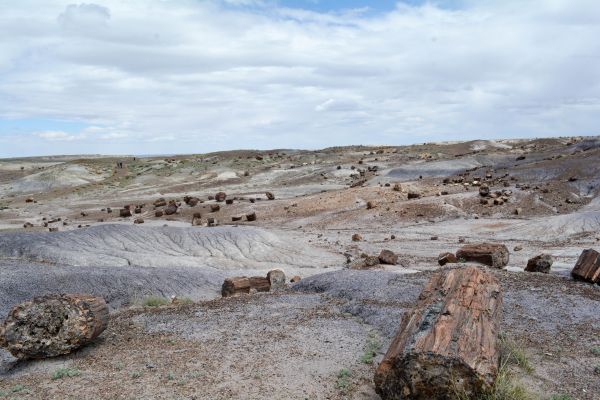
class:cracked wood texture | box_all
[374,267,502,400]
[571,249,600,284]
[221,276,271,297]
[0,294,108,359]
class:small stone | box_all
[352,233,362,242]
[438,252,458,266]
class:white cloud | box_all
[36,130,85,141]
[1,0,599,156]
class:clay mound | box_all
[0,164,106,195]
[0,224,341,270]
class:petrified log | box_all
[456,243,509,268]
[222,277,270,297]
[438,252,457,266]
[119,208,132,218]
[374,267,502,400]
[267,269,286,290]
[0,294,109,360]
[571,249,600,284]
[265,191,275,200]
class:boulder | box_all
[479,185,490,197]
[455,243,509,268]
[164,202,178,215]
[155,210,164,217]
[379,249,398,265]
[119,208,132,218]
[210,204,221,212]
[246,212,257,222]
[525,254,553,273]
[215,192,227,202]
[407,191,420,199]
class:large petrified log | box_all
[0,294,109,359]
[571,249,600,284]
[455,243,509,268]
[374,267,502,400]
[221,276,271,297]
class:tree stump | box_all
[571,249,600,284]
[221,277,271,297]
[456,243,509,268]
[0,294,109,360]
[374,267,502,400]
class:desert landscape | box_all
[0,136,598,399]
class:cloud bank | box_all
[0,0,599,156]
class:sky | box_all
[0,0,599,157]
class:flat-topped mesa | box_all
[571,249,600,284]
[374,267,502,400]
[0,294,109,360]
[456,243,509,268]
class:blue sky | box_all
[0,0,599,157]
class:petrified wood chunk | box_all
[221,277,270,297]
[571,249,600,284]
[525,254,553,273]
[0,294,109,360]
[374,267,502,400]
[456,243,509,268]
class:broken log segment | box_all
[455,243,509,268]
[374,267,502,400]
[222,276,271,297]
[571,249,600,284]
[0,294,109,360]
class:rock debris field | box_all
[0,137,599,399]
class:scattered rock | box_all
[407,191,420,199]
[191,213,202,226]
[210,204,221,212]
[215,192,227,202]
[525,254,553,273]
[265,192,275,200]
[154,198,167,207]
[290,276,301,283]
[23,222,33,228]
[513,246,523,252]
[246,212,257,222]
[393,183,401,192]
[231,216,242,222]
[479,185,490,197]
[378,249,398,265]
[155,210,163,217]
[119,208,132,218]
[164,202,178,215]
[134,218,144,224]
[352,233,362,242]
[366,201,375,210]
[438,252,458,266]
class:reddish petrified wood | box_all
[571,249,600,284]
[456,243,509,268]
[374,267,502,400]
[221,276,271,297]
